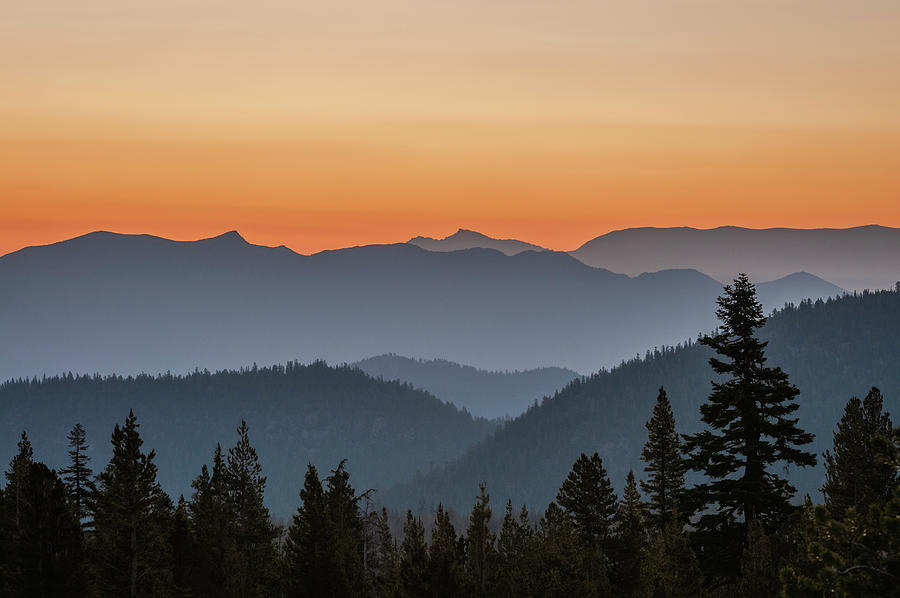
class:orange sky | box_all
[2,0,899,255]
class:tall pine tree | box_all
[822,387,897,519]
[285,463,339,598]
[464,484,496,597]
[614,470,646,597]
[399,510,429,598]
[640,387,685,531]
[556,452,617,552]
[91,410,173,597]
[223,420,277,598]
[683,274,816,579]
[60,423,93,528]
[189,444,230,597]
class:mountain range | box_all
[0,230,844,380]
[570,225,900,291]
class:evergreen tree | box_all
[682,274,816,578]
[428,504,463,598]
[640,387,685,531]
[59,423,93,528]
[189,444,230,597]
[464,484,496,597]
[556,452,618,552]
[534,502,596,598]
[496,501,532,598]
[5,432,34,534]
[782,426,900,597]
[2,461,85,597]
[325,459,366,597]
[614,470,646,597]
[285,463,340,598]
[636,520,702,598]
[822,387,897,519]
[399,510,429,598]
[223,420,277,598]
[364,507,401,598]
[91,410,173,597]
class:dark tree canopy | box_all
[640,386,685,530]
[683,274,816,577]
[556,452,617,551]
[822,387,897,519]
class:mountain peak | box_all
[408,229,548,256]
[205,230,248,244]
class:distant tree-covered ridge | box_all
[353,354,579,419]
[0,362,494,518]
[385,286,900,511]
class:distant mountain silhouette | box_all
[0,231,844,380]
[408,228,548,255]
[383,289,900,512]
[353,354,578,419]
[0,361,494,519]
[571,225,900,291]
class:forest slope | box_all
[384,288,900,511]
[0,362,494,518]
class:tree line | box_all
[1,275,899,597]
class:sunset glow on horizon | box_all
[2,0,899,256]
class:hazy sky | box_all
[2,0,899,254]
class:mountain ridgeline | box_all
[0,230,844,380]
[571,225,900,291]
[383,287,900,511]
[0,362,494,518]
[353,355,578,419]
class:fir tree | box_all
[285,463,339,598]
[614,470,646,597]
[223,420,277,598]
[364,507,401,598]
[464,484,496,597]
[556,452,618,552]
[428,504,463,598]
[822,387,897,519]
[59,423,93,528]
[496,501,532,598]
[5,432,34,534]
[91,410,173,597]
[640,387,685,531]
[683,274,816,578]
[189,444,230,597]
[399,510,429,598]
[7,462,85,598]
[325,459,366,597]
[534,502,596,598]
[636,519,702,598]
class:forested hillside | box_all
[385,287,900,511]
[0,362,494,518]
[354,355,578,419]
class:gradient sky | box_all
[2,0,899,255]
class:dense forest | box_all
[353,355,578,419]
[1,276,898,597]
[386,286,900,510]
[0,364,494,518]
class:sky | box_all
[2,0,899,255]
